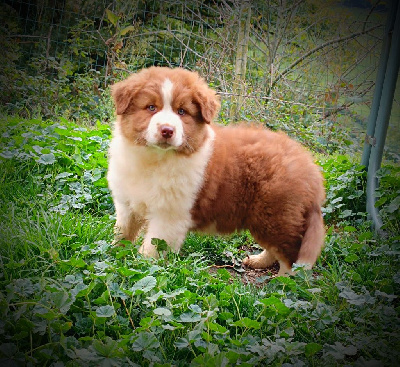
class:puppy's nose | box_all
[160,125,174,139]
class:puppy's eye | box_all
[177,108,185,115]
[147,105,156,112]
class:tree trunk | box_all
[230,1,251,121]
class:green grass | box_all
[0,116,399,366]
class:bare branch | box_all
[269,24,383,93]
[5,34,46,39]
[363,0,383,32]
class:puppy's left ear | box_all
[195,86,220,124]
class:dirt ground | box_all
[209,261,281,287]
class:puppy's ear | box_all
[111,76,142,115]
[195,86,220,124]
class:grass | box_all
[0,115,399,366]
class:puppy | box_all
[107,66,325,276]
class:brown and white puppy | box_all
[107,66,325,276]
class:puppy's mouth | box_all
[148,140,178,151]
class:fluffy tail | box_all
[296,204,325,268]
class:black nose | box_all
[160,125,174,139]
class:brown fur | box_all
[109,66,325,274]
[111,67,220,155]
[190,125,325,270]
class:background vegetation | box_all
[0,0,399,366]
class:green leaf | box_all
[38,153,56,165]
[92,337,120,357]
[54,126,69,135]
[326,225,334,235]
[109,282,128,300]
[339,209,353,218]
[387,196,400,213]
[179,312,202,323]
[132,331,160,351]
[358,231,373,241]
[232,317,260,329]
[338,288,375,306]
[323,342,357,360]
[190,352,229,367]
[344,254,359,263]
[63,257,87,268]
[131,276,157,294]
[175,337,189,349]
[189,304,202,313]
[153,307,172,317]
[119,25,135,36]
[51,291,74,314]
[151,238,168,252]
[71,283,90,298]
[305,342,322,357]
[105,9,119,26]
[374,196,387,207]
[0,343,17,357]
[207,322,227,334]
[96,305,115,318]
[216,268,232,281]
[258,296,291,315]
[218,312,234,321]
[147,290,164,303]
[72,348,99,362]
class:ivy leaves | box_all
[1,117,399,366]
[0,119,112,215]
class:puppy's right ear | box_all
[111,77,141,115]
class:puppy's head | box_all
[111,67,220,154]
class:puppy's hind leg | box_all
[242,248,277,269]
[276,260,295,277]
[242,246,295,276]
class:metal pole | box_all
[366,0,400,232]
[361,0,398,167]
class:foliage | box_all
[1,0,390,156]
[0,2,397,365]
[0,54,115,123]
[0,116,113,215]
[319,155,367,225]
[0,116,399,366]
[375,165,400,234]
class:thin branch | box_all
[5,34,46,39]
[363,0,383,32]
[166,29,208,61]
[324,80,376,117]
[269,24,383,93]
[216,90,337,110]
[121,299,135,329]
[46,25,53,59]
[273,0,305,56]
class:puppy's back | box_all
[191,124,325,266]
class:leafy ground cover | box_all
[0,116,399,366]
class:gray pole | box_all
[361,0,398,167]
[365,0,400,232]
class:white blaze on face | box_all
[146,78,184,149]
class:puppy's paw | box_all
[242,249,276,269]
[138,244,159,259]
[276,263,294,277]
[242,255,263,269]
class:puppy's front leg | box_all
[139,216,189,258]
[114,200,144,243]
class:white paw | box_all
[242,250,276,269]
[138,244,159,258]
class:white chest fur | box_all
[107,124,215,254]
